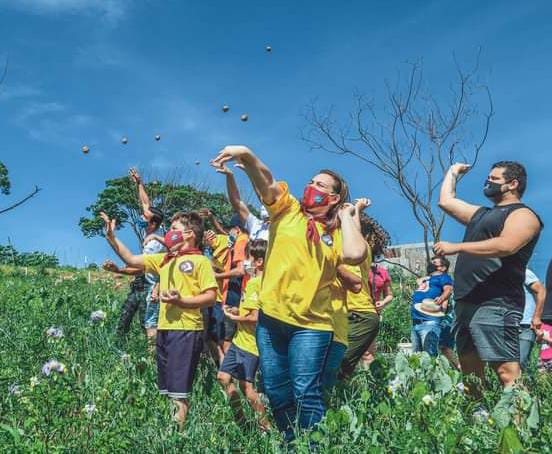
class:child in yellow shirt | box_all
[101,210,217,429]
[217,239,269,430]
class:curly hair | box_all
[359,214,391,257]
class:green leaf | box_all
[497,426,523,454]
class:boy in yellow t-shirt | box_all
[101,211,217,429]
[217,239,269,429]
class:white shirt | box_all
[245,213,269,241]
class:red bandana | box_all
[301,209,336,244]
[160,248,203,268]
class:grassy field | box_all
[1,268,551,453]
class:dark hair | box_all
[248,239,268,261]
[492,161,527,197]
[431,255,450,271]
[359,214,391,257]
[170,211,204,248]
[149,206,164,227]
[318,169,350,231]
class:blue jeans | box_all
[323,342,347,390]
[412,321,441,357]
[256,311,333,442]
[144,284,160,329]
[519,325,536,370]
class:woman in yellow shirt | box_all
[211,145,367,443]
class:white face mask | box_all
[259,206,269,221]
[243,260,255,276]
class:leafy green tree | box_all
[0,244,58,267]
[79,176,238,245]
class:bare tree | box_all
[0,56,42,215]
[303,54,493,261]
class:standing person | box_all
[435,161,543,397]
[536,260,552,372]
[215,164,270,241]
[102,260,147,336]
[217,239,270,430]
[101,211,217,429]
[129,168,166,343]
[410,257,454,357]
[438,298,461,370]
[210,146,367,443]
[519,268,546,369]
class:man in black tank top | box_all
[434,161,543,397]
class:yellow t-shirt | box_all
[344,250,376,314]
[144,253,218,331]
[232,276,261,356]
[330,280,348,346]
[259,182,343,331]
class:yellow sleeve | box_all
[196,257,219,293]
[143,254,164,275]
[263,182,298,221]
[240,278,261,311]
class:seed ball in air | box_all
[155,134,161,141]
[222,105,230,113]
[266,46,272,52]
[195,160,200,166]
[240,114,249,122]
[121,136,128,145]
[82,145,90,154]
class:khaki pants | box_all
[340,311,380,378]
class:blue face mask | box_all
[137,219,149,230]
[228,234,237,245]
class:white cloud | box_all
[0,0,129,22]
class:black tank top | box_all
[454,203,543,307]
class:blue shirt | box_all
[521,268,540,325]
[411,273,454,322]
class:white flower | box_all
[8,384,21,396]
[46,327,64,339]
[42,360,66,376]
[387,377,401,397]
[84,403,96,417]
[120,353,130,363]
[90,310,106,323]
[422,394,436,406]
[456,382,465,394]
[30,376,40,388]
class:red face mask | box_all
[301,185,331,209]
[164,230,184,249]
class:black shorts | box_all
[219,343,259,383]
[157,330,203,399]
[453,299,522,363]
[205,303,225,345]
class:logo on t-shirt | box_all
[179,260,194,274]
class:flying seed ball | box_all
[121,136,128,145]
[240,114,249,122]
[222,105,230,113]
[82,145,90,154]
[155,134,161,141]
[195,161,200,166]
[266,46,272,52]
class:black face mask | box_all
[427,263,439,274]
[483,180,504,199]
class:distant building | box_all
[384,242,457,275]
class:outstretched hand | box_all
[102,259,119,273]
[129,168,141,184]
[210,145,252,170]
[99,211,117,238]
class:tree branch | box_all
[0,186,41,214]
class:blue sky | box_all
[0,0,550,278]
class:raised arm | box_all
[434,208,542,258]
[200,209,227,235]
[215,165,250,224]
[339,204,368,266]
[129,168,154,219]
[102,260,143,276]
[100,212,145,269]
[210,146,282,206]
[438,163,481,226]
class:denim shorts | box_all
[144,285,160,329]
[454,299,522,362]
[219,343,259,383]
[412,321,441,357]
[206,303,225,344]
[439,324,455,349]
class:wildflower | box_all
[84,403,96,417]
[46,327,64,339]
[387,377,401,397]
[422,394,436,406]
[30,376,40,388]
[42,360,67,376]
[8,384,21,396]
[90,310,106,323]
[120,353,130,363]
[472,406,490,424]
